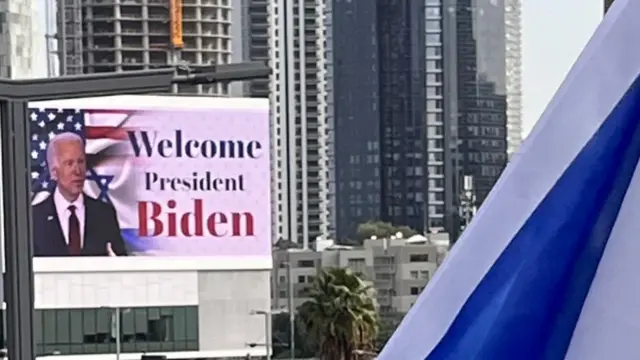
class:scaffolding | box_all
[54,0,229,96]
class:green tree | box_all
[271,312,316,358]
[354,221,417,243]
[375,318,396,351]
[298,268,379,360]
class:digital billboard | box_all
[28,96,271,259]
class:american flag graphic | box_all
[29,108,157,254]
[29,108,130,203]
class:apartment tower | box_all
[505,0,523,156]
[270,0,331,247]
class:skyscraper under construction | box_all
[57,0,232,95]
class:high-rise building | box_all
[373,0,428,235]
[325,0,508,242]
[325,0,452,241]
[241,0,270,98]
[505,0,523,156]
[0,0,46,79]
[228,0,250,97]
[271,0,331,247]
[57,0,233,95]
[453,0,508,214]
[426,0,455,235]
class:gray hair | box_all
[46,132,84,175]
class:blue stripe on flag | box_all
[425,74,640,360]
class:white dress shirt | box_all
[53,188,85,247]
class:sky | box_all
[521,0,603,136]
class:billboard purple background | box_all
[29,106,271,257]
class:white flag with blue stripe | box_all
[378,1,640,359]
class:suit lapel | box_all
[44,197,67,254]
[82,198,99,255]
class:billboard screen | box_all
[28,96,271,259]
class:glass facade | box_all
[377,0,427,233]
[330,0,428,240]
[329,0,381,240]
[324,0,509,241]
[0,306,199,356]
[455,0,508,205]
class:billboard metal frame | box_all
[0,62,269,360]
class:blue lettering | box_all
[127,130,156,157]
[127,130,264,159]
[247,141,262,159]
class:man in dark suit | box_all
[32,132,128,257]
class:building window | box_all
[426,20,441,31]
[297,260,315,268]
[426,47,442,58]
[347,258,366,269]
[410,287,420,295]
[409,254,429,262]
[426,34,441,43]
[420,271,430,280]
[427,113,443,123]
[30,306,198,356]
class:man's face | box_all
[52,140,86,198]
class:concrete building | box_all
[1,258,271,359]
[0,0,46,79]
[271,0,331,247]
[57,0,233,95]
[233,0,332,246]
[505,0,523,156]
[272,234,448,319]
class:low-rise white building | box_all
[7,257,272,360]
[272,234,449,317]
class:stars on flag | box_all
[29,108,114,203]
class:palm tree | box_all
[298,267,379,360]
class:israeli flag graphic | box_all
[378,1,640,359]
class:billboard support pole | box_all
[0,98,35,360]
[0,62,269,360]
